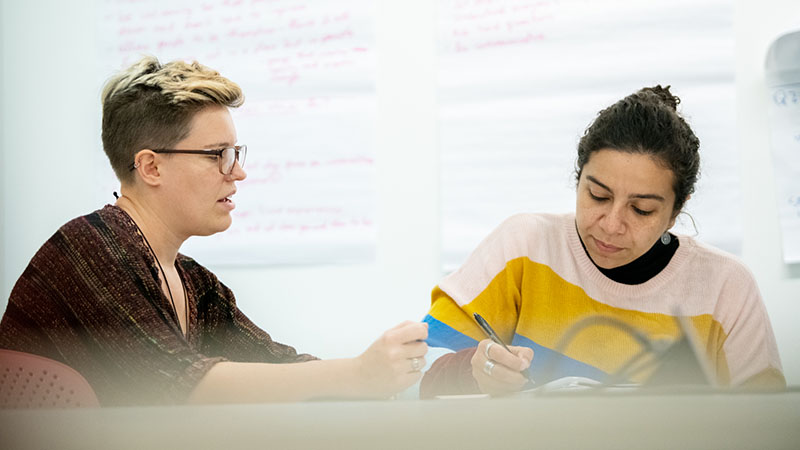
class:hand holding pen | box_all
[471,312,535,396]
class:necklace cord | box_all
[131,220,188,336]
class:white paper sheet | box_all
[438,0,739,270]
[767,84,800,263]
[95,0,376,265]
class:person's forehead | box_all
[584,151,675,198]
[182,107,237,147]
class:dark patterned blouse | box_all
[0,205,316,406]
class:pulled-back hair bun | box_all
[637,85,680,111]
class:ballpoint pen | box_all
[473,312,535,383]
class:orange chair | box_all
[0,349,99,408]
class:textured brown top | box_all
[0,205,316,406]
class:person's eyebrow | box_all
[586,175,666,201]
[587,175,611,192]
[208,141,233,148]
[203,141,234,149]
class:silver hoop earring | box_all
[660,232,671,245]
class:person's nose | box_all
[598,202,626,235]
[229,159,247,181]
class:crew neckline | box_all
[578,228,679,285]
[562,213,695,298]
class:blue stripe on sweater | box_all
[423,315,478,351]
[423,315,611,384]
[512,334,609,384]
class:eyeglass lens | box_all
[221,146,246,174]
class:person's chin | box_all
[589,250,628,270]
[193,218,232,237]
[211,218,233,235]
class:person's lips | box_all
[217,190,236,209]
[593,237,622,253]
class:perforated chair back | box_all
[0,349,100,409]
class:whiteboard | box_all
[765,30,800,264]
[95,0,377,265]
[437,0,740,270]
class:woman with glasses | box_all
[0,56,428,406]
[420,86,785,398]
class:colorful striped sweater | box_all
[422,213,784,395]
[0,205,316,406]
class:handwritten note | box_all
[440,0,554,54]
[438,0,740,270]
[96,0,376,265]
[767,84,800,263]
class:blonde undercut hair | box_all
[101,55,244,184]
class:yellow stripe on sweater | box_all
[431,257,730,383]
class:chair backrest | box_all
[0,349,100,408]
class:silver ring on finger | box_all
[483,359,496,376]
[410,357,422,372]
[484,341,495,360]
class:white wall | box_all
[736,0,800,384]
[1,0,798,384]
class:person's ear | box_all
[668,195,691,229]
[131,150,162,187]
[667,215,677,230]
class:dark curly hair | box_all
[574,85,700,215]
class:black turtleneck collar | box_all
[578,228,679,285]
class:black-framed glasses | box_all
[129,145,247,175]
